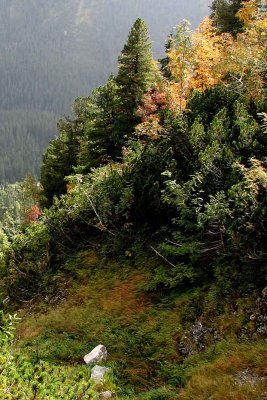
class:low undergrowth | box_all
[9,250,266,399]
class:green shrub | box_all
[139,387,177,400]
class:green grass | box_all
[13,250,266,398]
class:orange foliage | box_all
[136,88,167,139]
[24,204,41,224]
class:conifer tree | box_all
[40,120,79,206]
[114,18,158,153]
[81,76,119,168]
[160,33,174,79]
[211,0,244,35]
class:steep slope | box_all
[13,251,267,399]
[2,3,266,398]
[0,0,210,182]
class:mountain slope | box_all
[14,250,267,399]
[0,0,210,182]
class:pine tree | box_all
[114,18,158,153]
[82,76,119,168]
[40,119,79,206]
[211,0,244,36]
[160,33,174,79]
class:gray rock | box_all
[254,288,267,336]
[178,321,219,358]
[84,345,107,365]
[191,321,206,350]
[235,368,265,387]
[91,365,110,383]
[99,391,113,399]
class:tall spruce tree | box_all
[82,76,119,168]
[40,19,158,206]
[40,119,79,206]
[114,18,158,154]
[211,0,244,36]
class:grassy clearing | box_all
[14,250,266,398]
[16,251,181,389]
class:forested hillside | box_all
[0,1,266,399]
[0,0,210,183]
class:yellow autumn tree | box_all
[167,20,193,111]
[221,0,267,101]
[190,17,224,92]
[167,18,225,111]
[237,0,266,27]
[166,1,267,111]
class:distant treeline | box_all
[0,110,57,182]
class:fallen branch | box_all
[150,246,176,268]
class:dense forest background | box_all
[0,0,210,183]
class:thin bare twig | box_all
[4,381,16,394]
[86,195,116,236]
[166,239,183,247]
[150,246,176,268]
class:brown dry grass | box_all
[179,343,267,400]
[16,260,150,342]
[101,274,150,319]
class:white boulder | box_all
[84,344,107,365]
[100,391,113,399]
[91,365,110,383]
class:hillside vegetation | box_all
[0,0,209,183]
[0,1,267,398]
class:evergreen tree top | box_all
[210,0,244,35]
[117,18,155,83]
[119,18,152,58]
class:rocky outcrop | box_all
[178,321,219,358]
[235,368,265,387]
[254,287,267,336]
[84,345,108,365]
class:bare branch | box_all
[86,194,116,236]
[150,246,176,268]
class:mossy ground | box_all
[15,250,267,399]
